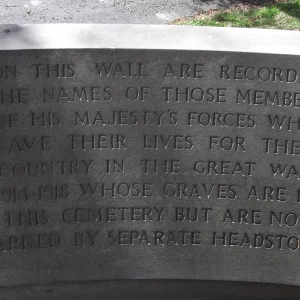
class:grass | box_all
[174,0,300,30]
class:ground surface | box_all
[174,0,300,30]
[0,0,247,24]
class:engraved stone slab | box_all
[0,24,300,287]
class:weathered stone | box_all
[0,24,299,294]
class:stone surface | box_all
[0,24,300,294]
[1,280,300,300]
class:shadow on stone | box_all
[1,280,300,300]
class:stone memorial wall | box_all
[0,24,300,287]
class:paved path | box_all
[0,0,239,24]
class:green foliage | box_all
[179,0,300,30]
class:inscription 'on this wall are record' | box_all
[1,48,300,287]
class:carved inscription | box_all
[1,50,300,285]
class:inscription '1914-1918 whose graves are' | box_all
[0,45,300,286]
